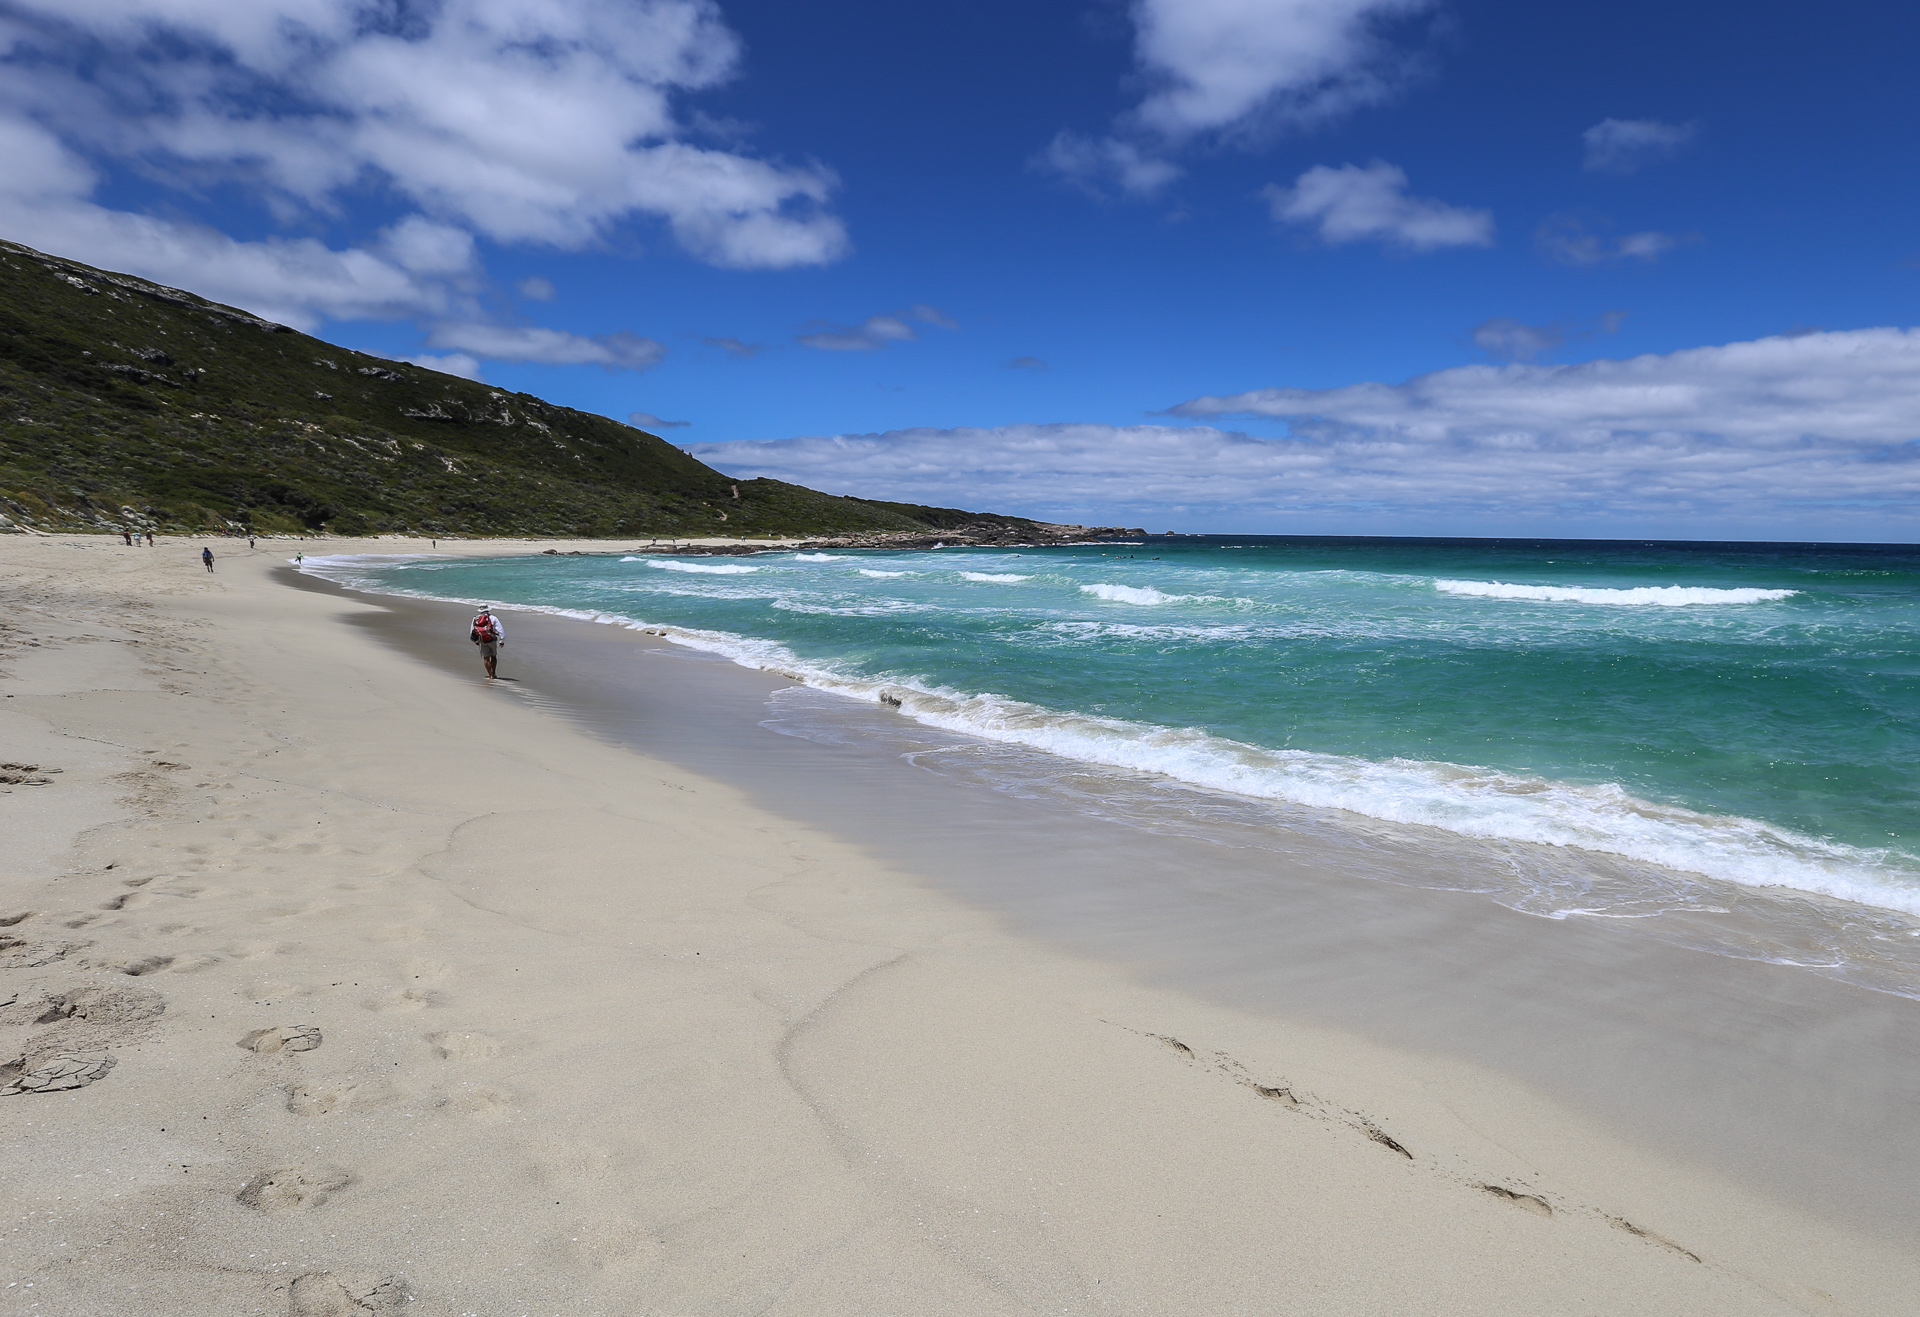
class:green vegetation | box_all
[0,239,1037,538]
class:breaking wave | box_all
[1436,580,1797,606]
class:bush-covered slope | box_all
[0,239,1038,538]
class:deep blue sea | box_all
[312,535,1920,970]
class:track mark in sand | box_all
[287,1080,359,1116]
[427,1030,498,1061]
[241,1025,322,1054]
[237,1165,352,1213]
[1361,1123,1414,1159]
[0,911,33,926]
[288,1270,409,1316]
[555,1214,662,1273]
[1,1050,116,1095]
[1609,1215,1702,1262]
[1148,1033,1194,1057]
[1248,1082,1299,1106]
[440,1085,516,1122]
[0,936,80,969]
[41,983,165,1024]
[1480,1184,1553,1217]
[112,954,175,976]
[364,988,438,1013]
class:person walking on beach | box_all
[470,606,504,681]
[145,530,154,547]
[201,547,214,573]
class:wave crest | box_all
[962,572,1032,583]
[646,559,760,575]
[1436,579,1796,606]
[1082,583,1192,605]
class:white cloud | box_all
[1537,213,1680,266]
[1129,0,1435,140]
[397,353,485,381]
[630,411,690,429]
[690,329,1920,536]
[0,0,849,301]
[1041,0,1436,196]
[1036,132,1184,198]
[1583,118,1698,173]
[1471,311,1624,362]
[516,276,557,301]
[1264,161,1492,251]
[701,335,764,359]
[426,323,666,371]
[795,305,957,352]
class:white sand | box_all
[2,532,1914,1316]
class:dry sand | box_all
[1,532,1915,1316]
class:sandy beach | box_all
[3,532,1917,1317]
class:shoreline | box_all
[2,533,1916,1314]
[312,557,1920,1241]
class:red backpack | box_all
[472,613,498,642]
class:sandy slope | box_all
[0,533,1912,1316]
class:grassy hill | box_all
[0,238,1042,538]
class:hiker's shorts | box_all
[479,642,498,659]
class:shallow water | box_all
[307,534,1920,997]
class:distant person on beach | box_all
[122,529,132,546]
[295,551,303,567]
[201,547,214,573]
[145,531,154,547]
[470,606,504,681]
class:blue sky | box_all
[3,0,1918,537]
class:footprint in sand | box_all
[237,1165,352,1213]
[240,1025,322,1055]
[554,1215,661,1274]
[364,988,438,1013]
[439,1085,515,1123]
[286,1081,359,1116]
[288,1270,409,1316]
[1480,1184,1553,1217]
[1,1050,116,1095]
[40,983,166,1025]
[426,1031,498,1061]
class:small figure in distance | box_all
[471,606,505,681]
[122,529,132,546]
[201,546,215,573]
[248,533,255,549]
[146,530,154,547]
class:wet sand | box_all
[2,532,1915,1316]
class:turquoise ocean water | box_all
[313,536,1920,983]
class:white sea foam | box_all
[1436,579,1797,606]
[646,559,760,575]
[1081,583,1192,605]
[858,569,911,578]
[793,553,849,562]
[962,572,1032,583]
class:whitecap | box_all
[1436,579,1796,606]
[1081,583,1191,605]
[646,559,760,575]
[962,572,1032,583]
[793,553,849,562]
[858,569,911,578]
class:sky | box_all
[3,0,1919,539]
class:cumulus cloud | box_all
[629,411,690,429]
[397,353,485,381]
[1537,213,1681,266]
[1041,0,1436,196]
[1264,161,1492,251]
[426,324,666,371]
[0,0,848,326]
[690,328,1920,535]
[1582,118,1698,173]
[795,305,957,352]
[516,277,558,301]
